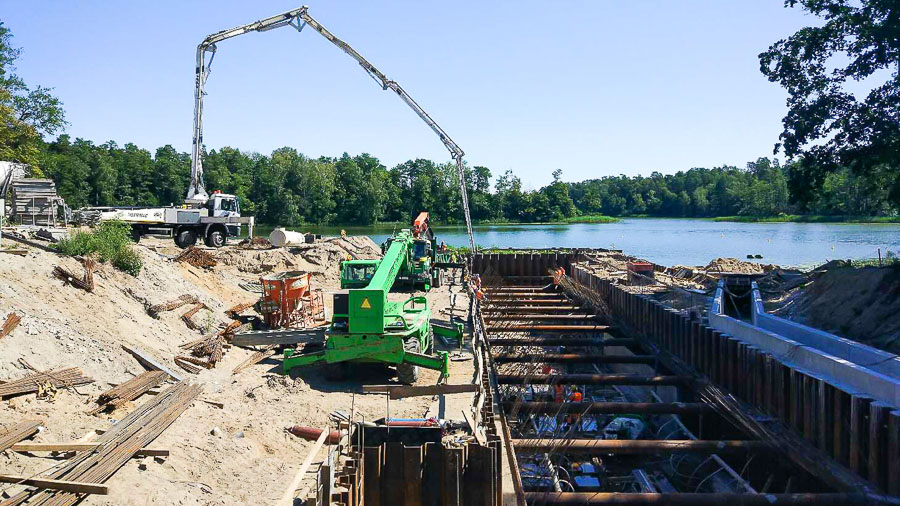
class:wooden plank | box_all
[0,474,108,495]
[120,344,182,381]
[10,443,168,457]
[279,427,328,506]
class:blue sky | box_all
[2,1,816,188]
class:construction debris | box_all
[147,294,199,318]
[173,356,202,375]
[237,236,272,249]
[232,345,276,375]
[5,381,201,505]
[0,474,109,495]
[120,344,183,381]
[180,302,208,331]
[0,420,42,452]
[88,371,168,415]
[52,258,95,292]
[0,312,22,339]
[225,300,257,318]
[0,368,93,398]
[174,246,217,268]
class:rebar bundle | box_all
[180,303,207,331]
[173,357,202,374]
[0,420,42,452]
[5,381,201,506]
[88,371,168,415]
[147,294,198,317]
[174,246,217,268]
[52,259,95,292]
[225,301,256,318]
[0,368,93,398]
[232,345,276,375]
[0,312,21,339]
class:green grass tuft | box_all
[55,221,143,276]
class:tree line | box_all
[35,137,900,225]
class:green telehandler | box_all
[283,223,450,383]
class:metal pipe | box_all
[485,314,601,321]
[512,439,773,455]
[493,354,655,364]
[522,492,886,505]
[496,374,686,386]
[503,401,713,415]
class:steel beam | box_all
[503,401,712,415]
[512,439,773,455]
[487,324,611,332]
[522,492,884,505]
[488,338,635,347]
[493,354,655,364]
[485,314,600,321]
[496,374,686,386]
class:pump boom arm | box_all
[189,6,475,250]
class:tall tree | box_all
[0,21,66,171]
[760,0,900,208]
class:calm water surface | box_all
[258,219,900,268]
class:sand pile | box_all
[0,233,450,505]
[773,264,900,353]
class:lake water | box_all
[258,219,900,268]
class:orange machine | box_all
[259,271,324,329]
[412,211,430,239]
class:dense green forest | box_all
[35,138,899,225]
[3,0,899,227]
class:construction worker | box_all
[554,384,565,403]
[568,386,583,403]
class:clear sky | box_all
[2,1,816,188]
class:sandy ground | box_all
[0,234,473,505]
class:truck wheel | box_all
[207,229,226,248]
[397,339,420,384]
[175,229,197,248]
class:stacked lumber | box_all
[88,371,168,415]
[0,312,21,339]
[174,246,216,268]
[5,381,201,504]
[9,179,66,227]
[147,294,198,318]
[0,420,42,452]
[0,368,93,398]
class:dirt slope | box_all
[0,235,471,504]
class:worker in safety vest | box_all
[552,267,565,285]
[568,387,583,403]
[554,384,565,403]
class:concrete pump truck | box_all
[166,5,479,383]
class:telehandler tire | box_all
[397,339,420,384]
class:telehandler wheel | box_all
[426,325,435,355]
[175,229,197,248]
[397,339,420,384]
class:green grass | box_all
[711,214,900,223]
[55,220,143,276]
